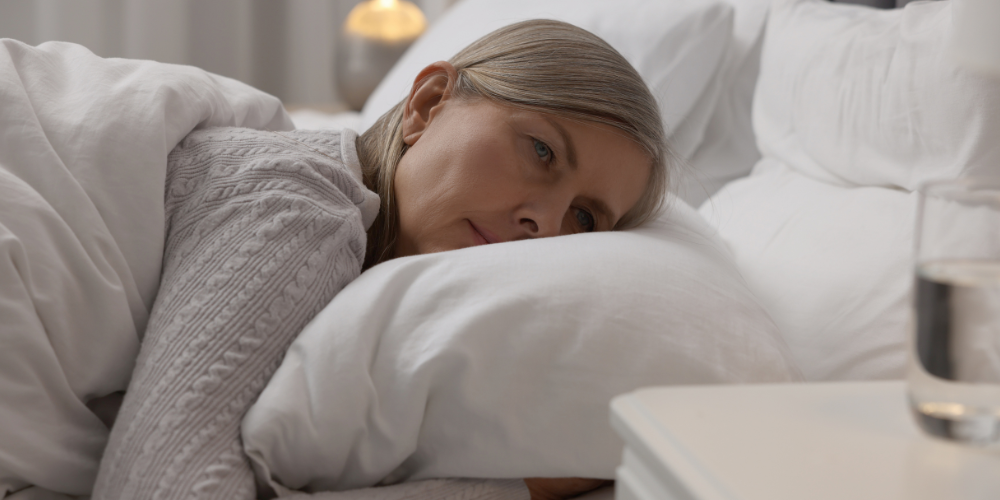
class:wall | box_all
[0,0,458,107]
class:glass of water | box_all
[909,178,1000,446]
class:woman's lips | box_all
[469,220,501,246]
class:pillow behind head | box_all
[360,0,735,160]
[754,0,1000,190]
[242,198,799,494]
[701,159,917,381]
[702,0,1000,381]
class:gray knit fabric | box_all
[285,479,530,500]
[91,127,374,500]
[90,127,528,500]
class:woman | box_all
[92,19,669,500]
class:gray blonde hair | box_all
[357,19,670,269]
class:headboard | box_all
[832,0,931,8]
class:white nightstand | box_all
[610,382,1000,500]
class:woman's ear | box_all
[401,61,458,146]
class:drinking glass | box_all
[909,178,1000,446]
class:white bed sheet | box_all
[700,159,915,381]
[289,110,362,132]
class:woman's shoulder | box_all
[166,126,377,229]
[171,127,363,175]
[173,127,346,159]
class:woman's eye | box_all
[575,208,596,232]
[533,139,553,164]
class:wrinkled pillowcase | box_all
[242,198,800,494]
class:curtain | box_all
[0,0,457,107]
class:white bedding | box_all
[676,0,771,207]
[242,197,799,493]
[0,29,790,500]
[14,0,962,496]
[0,39,291,496]
[289,110,362,133]
[266,0,1000,493]
[701,159,916,380]
[254,1,786,493]
[753,0,1000,191]
[702,0,1000,381]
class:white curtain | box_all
[0,0,457,107]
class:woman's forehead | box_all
[441,99,653,224]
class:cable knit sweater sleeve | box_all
[90,127,374,499]
[91,127,529,500]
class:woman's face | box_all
[392,62,651,258]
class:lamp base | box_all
[335,33,413,111]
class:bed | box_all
[3,0,994,498]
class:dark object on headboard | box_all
[833,0,894,8]
[831,0,930,8]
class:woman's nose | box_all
[515,187,572,239]
[517,206,563,238]
[519,217,541,236]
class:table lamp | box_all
[950,0,1000,77]
[336,0,427,111]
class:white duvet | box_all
[0,39,291,496]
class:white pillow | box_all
[753,0,1000,190]
[242,198,799,494]
[700,160,915,381]
[701,0,1000,381]
[676,0,771,207]
[359,0,735,160]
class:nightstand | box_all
[610,382,1000,500]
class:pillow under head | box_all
[242,198,799,494]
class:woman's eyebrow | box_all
[542,116,578,169]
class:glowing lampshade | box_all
[345,0,427,43]
[336,0,428,110]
